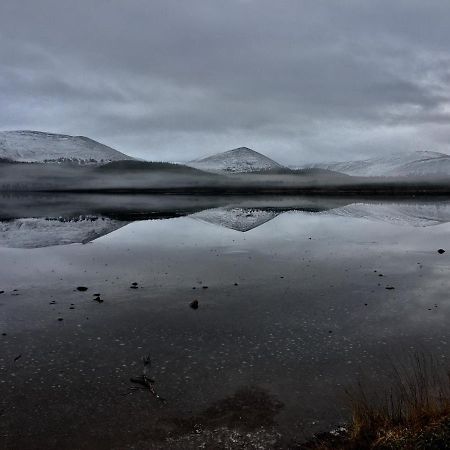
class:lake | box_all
[0,194,449,449]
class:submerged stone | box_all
[190,300,199,309]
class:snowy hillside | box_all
[298,151,450,177]
[188,147,283,173]
[191,207,280,232]
[0,131,134,164]
[0,216,129,248]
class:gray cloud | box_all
[1,0,450,163]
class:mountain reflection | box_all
[1,194,449,248]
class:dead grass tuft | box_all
[299,352,450,449]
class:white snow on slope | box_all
[188,147,283,173]
[0,216,129,248]
[299,151,450,177]
[191,207,280,232]
[0,130,134,163]
[327,202,450,227]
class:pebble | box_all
[190,300,199,309]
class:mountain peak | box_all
[225,146,258,153]
[0,130,134,164]
[189,147,283,173]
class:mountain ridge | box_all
[1,130,450,179]
[188,146,284,173]
[298,150,450,177]
[0,130,134,164]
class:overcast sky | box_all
[1,0,450,164]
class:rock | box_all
[437,249,445,254]
[190,300,199,309]
[76,286,88,292]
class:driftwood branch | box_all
[127,354,166,403]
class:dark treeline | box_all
[1,160,450,195]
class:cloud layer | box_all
[2,0,450,163]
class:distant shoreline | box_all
[30,183,450,196]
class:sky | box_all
[1,0,450,164]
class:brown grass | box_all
[300,352,450,449]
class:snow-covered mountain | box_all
[0,130,134,164]
[299,151,450,177]
[0,216,129,248]
[190,207,280,232]
[188,147,283,173]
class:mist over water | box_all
[1,194,449,448]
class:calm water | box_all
[0,195,449,449]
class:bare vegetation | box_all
[300,352,450,449]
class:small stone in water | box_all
[190,300,199,309]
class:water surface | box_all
[1,194,449,449]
